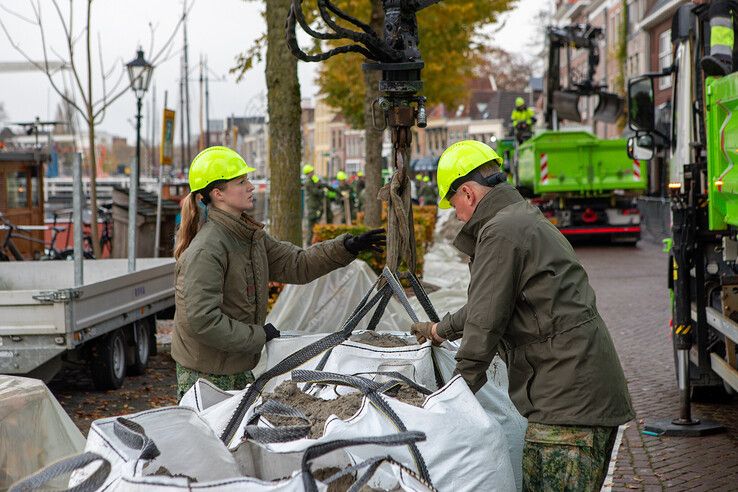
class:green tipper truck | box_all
[626,2,736,435]
[512,130,647,241]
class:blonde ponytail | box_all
[174,192,201,259]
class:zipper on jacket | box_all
[250,242,259,323]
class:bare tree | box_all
[0,0,184,257]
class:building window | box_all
[658,30,672,90]
[6,171,28,208]
[627,0,640,36]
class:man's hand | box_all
[263,323,281,342]
[344,228,387,255]
[411,321,444,345]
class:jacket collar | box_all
[453,183,523,256]
[207,207,265,242]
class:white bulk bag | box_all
[69,406,241,490]
[12,428,433,492]
[256,332,436,394]
[319,374,517,492]
[433,346,527,491]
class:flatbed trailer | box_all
[0,258,174,389]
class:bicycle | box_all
[52,205,113,259]
[0,212,68,261]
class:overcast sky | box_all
[0,0,552,142]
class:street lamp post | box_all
[126,48,153,272]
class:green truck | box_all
[512,130,646,241]
[627,2,737,434]
[500,24,647,242]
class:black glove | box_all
[263,323,281,342]
[344,228,387,255]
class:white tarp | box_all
[0,376,85,489]
[421,242,470,291]
[266,260,409,333]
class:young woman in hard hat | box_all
[172,147,385,399]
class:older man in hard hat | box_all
[411,140,633,491]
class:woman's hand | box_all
[344,228,387,255]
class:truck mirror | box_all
[628,77,655,132]
[627,134,654,161]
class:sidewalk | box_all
[577,242,738,491]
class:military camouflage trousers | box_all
[522,422,618,492]
[176,363,255,400]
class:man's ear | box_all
[460,183,474,203]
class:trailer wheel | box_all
[127,320,151,376]
[90,329,126,390]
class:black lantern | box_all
[126,48,153,98]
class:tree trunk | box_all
[85,0,101,258]
[362,0,385,228]
[87,118,101,258]
[265,0,302,245]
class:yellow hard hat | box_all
[302,164,314,175]
[515,97,525,107]
[336,171,348,181]
[415,173,423,181]
[357,171,364,177]
[423,176,430,183]
[436,140,503,209]
[311,175,319,183]
[189,146,255,192]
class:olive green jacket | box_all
[437,183,634,427]
[304,178,324,215]
[172,207,356,375]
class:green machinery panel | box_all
[516,131,647,195]
[705,73,738,230]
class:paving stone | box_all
[576,242,738,490]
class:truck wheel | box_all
[90,329,126,390]
[127,320,151,376]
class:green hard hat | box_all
[189,146,255,193]
[423,176,430,183]
[336,171,348,181]
[436,140,503,209]
[515,97,525,107]
[311,175,319,183]
[303,164,315,175]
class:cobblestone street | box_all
[577,241,738,491]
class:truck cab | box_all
[627,3,738,398]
